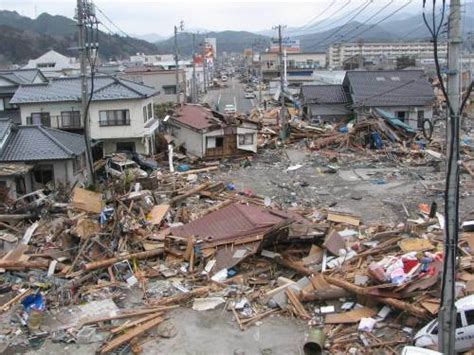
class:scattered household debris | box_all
[0,101,471,354]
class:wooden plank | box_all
[327,212,360,226]
[147,204,170,225]
[99,315,164,354]
[286,288,310,319]
[71,187,103,214]
[0,289,33,312]
[325,307,376,324]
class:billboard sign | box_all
[270,38,300,53]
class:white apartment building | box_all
[327,42,448,69]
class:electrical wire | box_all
[316,0,374,47]
[296,0,339,32]
[296,0,353,37]
[343,0,413,43]
[336,0,395,42]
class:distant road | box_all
[203,77,255,114]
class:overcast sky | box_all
[0,1,425,36]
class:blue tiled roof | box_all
[0,125,85,161]
[11,75,158,104]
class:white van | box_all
[414,295,474,352]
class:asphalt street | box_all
[203,77,256,114]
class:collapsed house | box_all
[166,104,259,158]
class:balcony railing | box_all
[26,115,83,129]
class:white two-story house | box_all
[10,75,159,156]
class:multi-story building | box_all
[10,76,159,155]
[261,52,327,81]
[327,42,448,69]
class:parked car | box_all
[105,158,148,179]
[221,75,228,82]
[414,295,474,352]
[244,92,255,99]
[129,152,158,173]
[224,104,236,114]
[10,190,49,214]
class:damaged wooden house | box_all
[166,104,258,159]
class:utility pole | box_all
[439,0,462,353]
[202,42,207,93]
[192,33,196,103]
[77,0,95,186]
[174,25,180,104]
[273,24,287,140]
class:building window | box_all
[73,154,84,174]
[0,98,15,111]
[396,111,406,122]
[33,164,54,185]
[239,134,254,145]
[206,136,224,149]
[147,103,153,119]
[163,85,177,95]
[116,142,136,153]
[99,110,130,126]
[143,106,147,123]
[29,112,51,127]
[61,110,81,127]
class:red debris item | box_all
[402,258,419,273]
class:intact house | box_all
[300,84,352,123]
[22,50,80,78]
[10,76,160,156]
[0,118,86,200]
[121,66,185,104]
[343,70,435,130]
[0,69,48,124]
[166,104,258,159]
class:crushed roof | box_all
[301,85,350,105]
[0,124,85,161]
[345,70,434,107]
[170,202,289,242]
[171,104,221,131]
[10,76,158,104]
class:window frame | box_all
[99,109,131,127]
[29,112,51,127]
[239,133,254,145]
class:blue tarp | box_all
[374,108,417,134]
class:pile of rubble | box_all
[0,109,473,353]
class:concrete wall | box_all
[169,123,204,157]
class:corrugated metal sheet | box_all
[170,203,288,242]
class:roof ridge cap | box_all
[37,126,75,156]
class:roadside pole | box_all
[439,0,462,353]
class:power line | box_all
[296,0,339,32]
[297,0,353,36]
[316,0,374,47]
[343,0,413,43]
[94,3,129,38]
[334,0,395,42]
